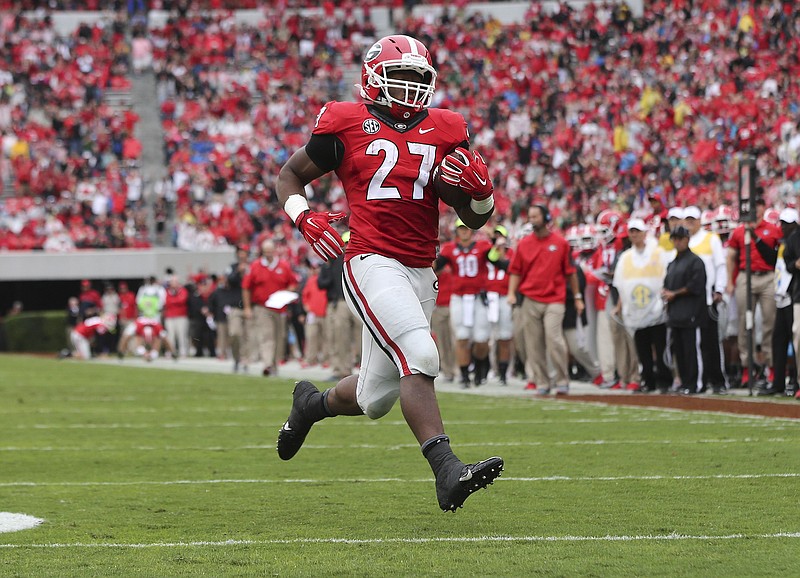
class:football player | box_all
[435,219,495,388]
[275,34,503,511]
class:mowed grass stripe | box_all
[2,472,800,487]
[0,437,794,452]
[8,416,798,429]
[3,532,800,548]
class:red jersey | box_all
[436,267,454,307]
[119,291,137,321]
[509,231,575,304]
[726,221,782,272]
[312,101,469,268]
[588,241,620,310]
[135,317,166,339]
[487,247,513,295]
[439,239,493,296]
[243,257,297,307]
[74,317,108,338]
[163,286,189,318]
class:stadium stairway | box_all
[128,71,167,186]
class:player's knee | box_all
[399,328,439,377]
[362,389,399,420]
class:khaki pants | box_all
[736,272,776,367]
[250,306,283,370]
[596,309,616,382]
[431,305,455,379]
[610,311,640,383]
[164,316,189,357]
[215,320,229,359]
[304,315,327,365]
[325,300,361,377]
[227,308,248,364]
[520,298,568,387]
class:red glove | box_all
[295,210,347,261]
[438,147,493,200]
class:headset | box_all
[534,204,551,224]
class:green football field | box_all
[1,354,799,577]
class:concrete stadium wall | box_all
[0,248,235,282]
[41,1,644,36]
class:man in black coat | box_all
[662,226,708,395]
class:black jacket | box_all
[317,256,345,304]
[663,249,707,329]
[783,228,800,303]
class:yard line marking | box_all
[7,416,797,430]
[0,407,258,415]
[2,473,799,487]
[0,437,790,452]
[2,532,800,548]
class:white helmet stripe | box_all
[402,35,419,55]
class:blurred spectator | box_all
[662,226,708,395]
[164,274,190,357]
[300,260,327,367]
[613,219,673,393]
[136,275,166,320]
[79,279,102,319]
[242,238,297,376]
[507,204,579,395]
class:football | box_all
[433,166,471,208]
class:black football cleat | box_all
[436,456,504,512]
[276,381,320,461]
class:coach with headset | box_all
[507,204,582,395]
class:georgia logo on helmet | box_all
[596,209,623,244]
[358,35,437,120]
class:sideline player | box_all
[275,34,503,511]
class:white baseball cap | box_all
[627,218,647,232]
[667,207,684,219]
[683,206,702,220]
[779,207,799,223]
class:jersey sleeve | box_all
[429,108,470,154]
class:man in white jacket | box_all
[612,218,675,393]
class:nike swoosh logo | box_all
[359,255,370,260]
[476,175,487,186]
[282,421,291,431]
[459,468,473,482]
[419,127,435,134]
[306,217,316,228]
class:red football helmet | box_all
[714,205,736,235]
[764,207,780,225]
[701,209,715,231]
[577,224,598,252]
[565,225,580,249]
[359,35,437,120]
[596,209,623,243]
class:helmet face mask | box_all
[360,35,437,120]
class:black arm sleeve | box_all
[433,255,449,272]
[305,133,345,172]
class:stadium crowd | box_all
[7,1,800,399]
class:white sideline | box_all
[0,437,793,452]
[2,532,800,548]
[1,472,799,488]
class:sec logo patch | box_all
[363,119,381,134]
